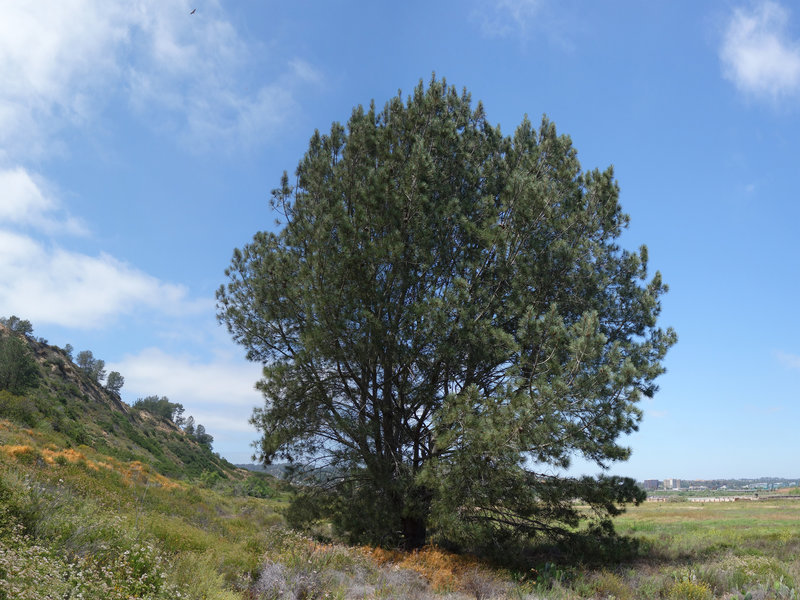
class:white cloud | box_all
[0,0,320,158]
[0,1,127,159]
[112,347,262,407]
[776,350,800,369]
[122,1,311,151]
[0,229,207,328]
[109,347,263,434]
[191,413,258,435]
[473,0,544,38]
[289,59,325,85]
[720,1,800,101]
[0,167,87,235]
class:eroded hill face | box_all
[0,323,237,480]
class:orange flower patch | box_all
[362,545,488,592]
[1,444,36,458]
[124,461,180,490]
[41,447,87,465]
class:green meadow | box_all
[522,499,800,600]
[3,419,800,600]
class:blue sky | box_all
[1,0,799,480]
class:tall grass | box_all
[5,415,800,599]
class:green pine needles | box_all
[217,77,676,551]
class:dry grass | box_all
[1,443,36,458]
[3,434,181,489]
[40,447,87,464]
[6,414,800,599]
[364,544,495,592]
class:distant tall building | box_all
[663,478,681,490]
[643,479,659,490]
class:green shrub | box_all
[670,578,712,600]
[170,551,241,600]
[0,335,38,394]
[593,570,633,600]
[0,391,38,427]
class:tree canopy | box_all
[0,315,33,337]
[105,371,125,395]
[0,332,39,394]
[194,424,214,448]
[132,395,183,423]
[76,350,106,384]
[217,78,676,550]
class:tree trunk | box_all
[401,515,427,549]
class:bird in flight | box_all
[190,8,196,14]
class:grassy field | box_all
[3,413,800,599]
[531,499,800,600]
[0,418,506,600]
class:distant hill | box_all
[0,322,238,480]
[235,463,288,477]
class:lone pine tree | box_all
[217,77,676,549]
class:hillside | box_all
[0,323,292,599]
[0,322,505,600]
[0,322,236,480]
[0,332,505,600]
[6,323,800,599]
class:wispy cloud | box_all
[123,2,319,152]
[776,350,800,369]
[0,229,208,329]
[111,347,262,407]
[109,347,263,434]
[0,2,312,328]
[0,0,320,158]
[472,0,544,39]
[720,1,800,101]
[0,167,87,235]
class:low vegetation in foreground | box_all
[3,323,800,598]
[3,426,800,600]
[1,416,799,600]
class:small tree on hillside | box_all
[105,371,124,395]
[217,78,676,549]
[194,424,214,448]
[0,334,39,394]
[0,315,33,337]
[183,415,195,436]
[132,396,185,423]
[76,350,106,383]
[172,403,186,426]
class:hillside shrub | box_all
[0,471,31,533]
[0,528,181,600]
[170,551,243,600]
[669,578,712,600]
[0,391,38,427]
[0,335,38,394]
[591,570,633,600]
